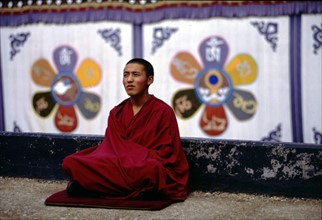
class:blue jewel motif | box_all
[251,21,278,52]
[151,27,178,55]
[209,75,218,85]
[98,28,122,56]
[9,32,30,60]
[312,24,322,55]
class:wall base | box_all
[1,132,321,198]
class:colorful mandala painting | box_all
[171,36,258,136]
[31,45,102,132]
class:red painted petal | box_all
[55,105,78,132]
[200,105,228,136]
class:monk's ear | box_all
[147,75,154,86]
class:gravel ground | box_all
[0,176,321,220]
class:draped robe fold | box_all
[62,95,189,201]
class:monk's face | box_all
[123,63,153,97]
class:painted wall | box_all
[0,1,321,143]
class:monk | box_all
[62,58,189,201]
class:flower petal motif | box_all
[200,105,228,136]
[170,52,202,85]
[225,54,257,86]
[31,59,56,87]
[199,36,228,68]
[76,58,101,88]
[31,45,102,133]
[53,45,78,73]
[226,88,257,121]
[55,105,78,132]
[32,91,57,117]
[172,89,202,119]
[76,91,101,119]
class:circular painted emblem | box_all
[51,72,82,106]
[194,67,233,106]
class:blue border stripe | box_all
[0,30,5,131]
[133,24,143,58]
[1,2,321,26]
[290,15,303,142]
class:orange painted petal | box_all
[225,54,257,86]
[200,105,228,136]
[76,58,101,88]
[55,105,78,132]
[31,59,56,87]
[170,52,202,85]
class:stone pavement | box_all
[0,177,321,220]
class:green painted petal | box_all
[172,88,202,119]
[32,91,57,117]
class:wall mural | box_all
[0,2,321,143]
[171,36,257,136]
[31,45,102,132]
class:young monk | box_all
[62,58,189,201]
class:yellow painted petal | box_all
[31,59,56,87]
[76,59,101,88]
[225,54,257,86]
[170,52,202,85]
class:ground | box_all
[0,177,321,220]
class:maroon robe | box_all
[62,95,189,201]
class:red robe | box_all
[62,95,189,201]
